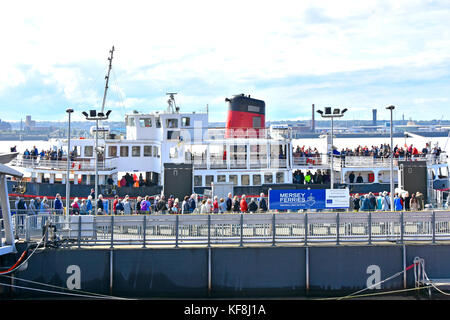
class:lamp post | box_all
[317,107,348,189]
[386,105,395,212]
[82,109,112,213]
[66,108,74,217]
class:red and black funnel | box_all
[225,94,265,138]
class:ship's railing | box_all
[204,128,271,140]
[11,155,118,171]
[14,210,450,247]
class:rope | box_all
[0,282,129,300]
[334,261,419,300]
[317,285,432,300]
[0,274,130,300]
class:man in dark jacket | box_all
[258,193,268,212]
[226,193,233,212]
[188,194,196,213]
[248,198,258,213]
[353,194,361,212]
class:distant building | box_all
[0,119,11,130]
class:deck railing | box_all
[11,210,450,248]
[11,155,118,171]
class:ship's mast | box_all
[101,46,115,114]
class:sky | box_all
[0,0,449,123]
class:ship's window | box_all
[276,172,284,183]
[253,174,261,185]
[229,175,238,185]
[264,173,273,184]
[166,119,178,128]
[194,175,202,186]
[108,146,117,157]
[153,146,160,157]
[84,146,93,157]
[120,146,129,157]
[139,118,152,127]
[155,117,161,128]
[182,117,190,127]
[217,175,226,182]
[143,146,152,157]
[241,175,250,186]
[205,175,214,186]
[132,146,141,157]
[126,116,135,127]
[167,130,180,140]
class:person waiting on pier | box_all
[258,193,268,212]
[157,195,167,214]
[86,195,93,214]
[115,197,124,214]
[352,194,360,212]
[97,194,104,214]
[240,195,248,213]
[140,196,151,213]
[381,191,390,211]
[113,195,119,214]
[213,196,219,213]
[410,193,419,211]
[226,193,233,212]
[188,194,197,213]
[219,198,227,213]
[182,196,190,214]
[403,192,411,211]
[71,198,80,215]
[248,198,258,213]
[232,196,240,213]
[394,194,403,211]
[368,192,376,210]
[359,195,370,211]
[54,193,63,214]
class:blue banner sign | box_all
[269,189,349,210]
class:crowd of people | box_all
[18,145,80,161]
[12,189,269,216]
[293,169,330,184]
[349,191,425,212]
[292,143,443,159]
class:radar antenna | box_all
[166,93,179,113]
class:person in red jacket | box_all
[240,195,248,213]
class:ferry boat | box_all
[5,49,449,204]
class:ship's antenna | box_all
[166,93,178,113]
[100,46,115,114]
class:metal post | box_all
[304,213,308,246]
[400,211,404,244]
[389,107,395,212]
[208,247,212,296]
[403,244,406,289]
[95,118,99,214]
[240,214,244,247]
[207,214,211,248]
[330,116,334,189]
[432,210,436,244]
[272,213,276,246]
[110,214,114,248]
[78,215,81,248]
[368,211,372,245]
[142,215,147,248]
[109,249,113,296]
[336,212,340,245]
[175,214,179,248]
[66,109,72,217]
[305,246,309,294]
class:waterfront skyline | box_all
[1,0,449,123]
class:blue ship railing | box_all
[10,210,450,248]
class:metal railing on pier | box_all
[9,210,450,248]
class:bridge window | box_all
[143,146,152,157]
[84,146,93,157]
[217,175,226,182]
[120,146,129,157]
[166,119,178,128]
[155,117,161,128]
[132,146,141,157]
[194,175,202,186]
[153,146,160,158]
[108,146,117,157]
[229,175,238,185]
[205,175,214,186]
[182,117,190,127]
[167,130,180,140]
[139,118,152,127]
[126,116,135,127]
